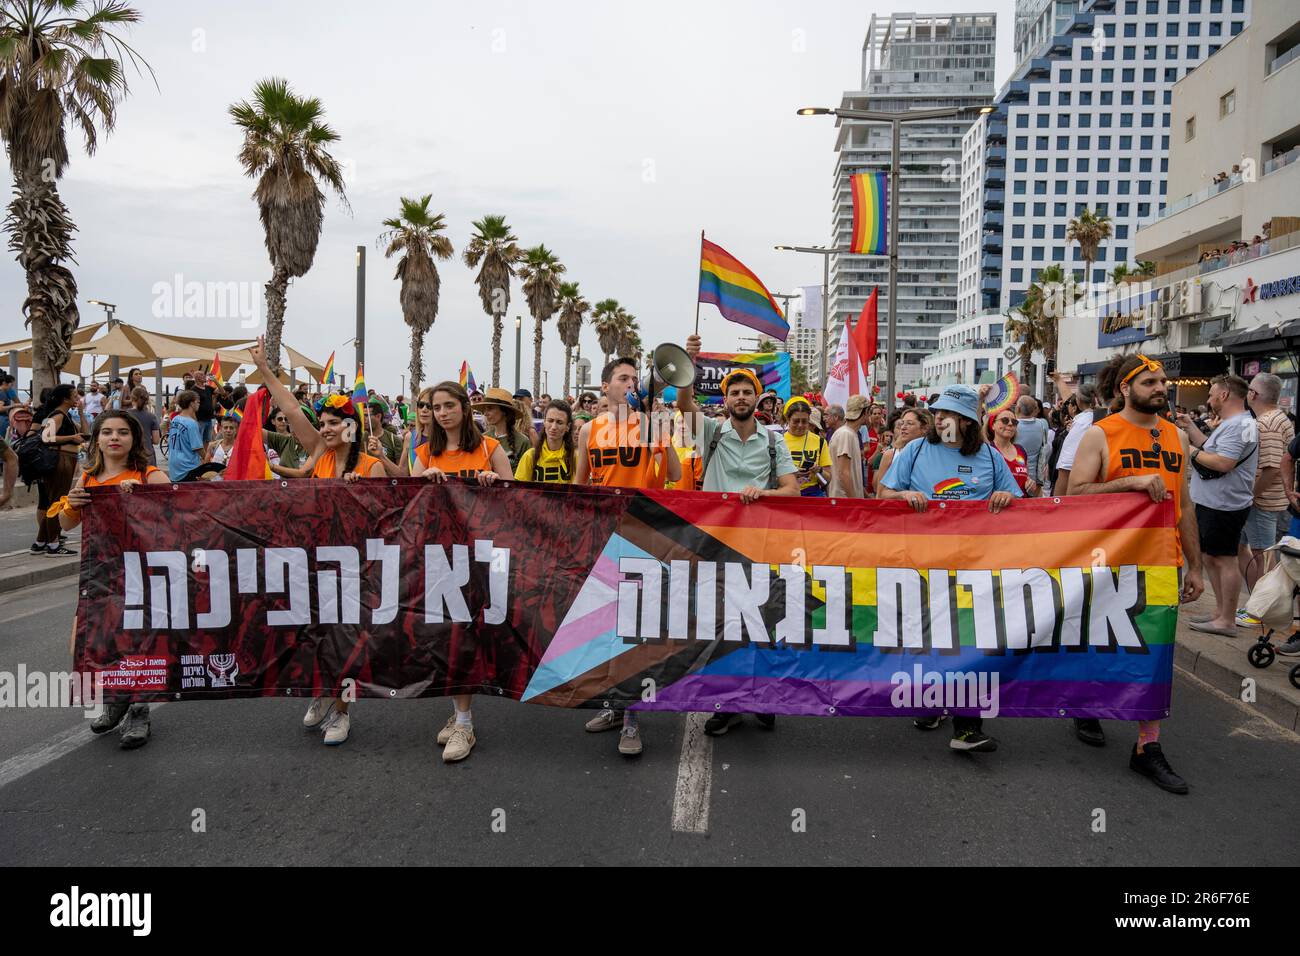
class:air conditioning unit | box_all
[1144,314,1166,335]
[1169,279,1204,318]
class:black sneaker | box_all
[950,729,998,752]
[119,704,151,750]
[1074,718,1106,747]
[90,701,130,734]
[704,713,743,736]
[1129,742,1188,794]
[45,545,75,556]
[913,716,946,731]
[1277,634,1300,656]
[754,714,776,730]
[30,542,45,555]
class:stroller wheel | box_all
[1290,663,1300,692]
[1247,643,1275,669]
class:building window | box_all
[1185,115,1195,141]
[1053,224,1066,239]
[1012,224,1025,238]
[1098,158,1111,172]
[1220,89,1235,117]
[1187,44,1200,58]
[1032,224,1045,239]
[1034,203,1046,216]
[1014,158,1027,172]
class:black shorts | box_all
[1195,503,1251,557]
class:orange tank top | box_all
[416,435,500,478]
[85,466,160,488]
[311,448,383,479]
[1097,413,1185,563]
[586,412,665,489]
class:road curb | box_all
[1174,642,1299,734]
[0,558,79,597]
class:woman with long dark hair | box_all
[54,410,169,748]
[31,383,83,555]
[412,380,512,764]
[514,400,575,482]
[250,337,383,747]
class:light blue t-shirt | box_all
[881,438,1023,501]
[168,415,204,481]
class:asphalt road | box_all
[1,578,1296,866]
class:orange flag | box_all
[225,387,272,480]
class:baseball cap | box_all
[720,368,762,395]
[845,394,869,419]
[930,384,981,423]
[513,388,533,400]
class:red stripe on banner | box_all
[642,491,1176,537]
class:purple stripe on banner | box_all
[630,674,1171,721]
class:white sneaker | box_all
[436,714,457,746]
[303,696,334,729]
[322,708,350,746]
[443,724,475,762]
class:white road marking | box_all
[670,712,713,834]
[0,703,166,792]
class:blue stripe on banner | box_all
[695,642,1173,684]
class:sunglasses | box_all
[417,401,432,410]
[1148,426,1163,453]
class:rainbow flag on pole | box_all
[698,238,789,341]
[459,361,476,393]
[211,351,224,387]
[322,351,336,386]
[849,171,888,255]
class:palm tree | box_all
[1134,260,1156,279]
[618,313,642,364]
[379,195,453,395]
[0,1,153,397]
[518,244,565,398]
[1110,263,1131,286]
[1006,264,1071,386]
[463,215,522,387]
[555,281,589,399]
[230,77,348,372]
[1067,208,1112,303]
[591,298,624,366]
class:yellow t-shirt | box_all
[783,430,830,491]
[514,443,572,483]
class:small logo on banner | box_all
[205,654,239,688]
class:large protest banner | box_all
[73,481,1179,720]
[662,351,791,405]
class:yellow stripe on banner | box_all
[800,565,1178,608]
[701,258,774,300]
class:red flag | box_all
[225,387,272,480]
[846,314,860,397]
[852,288,879,377]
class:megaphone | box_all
[631,343,696,409]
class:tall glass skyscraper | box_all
[827,12,997,389]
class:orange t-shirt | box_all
[585,412,666,489]
[311,448,384,479]
[84,467,160,488]
[1097,413,1185,563]
[416,435,501,478]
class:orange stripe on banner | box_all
[693,525,1173,570]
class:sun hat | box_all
[480,387,518,411]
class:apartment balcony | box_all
[987,120,1007,143]
[986,168,1005,188]
[985,146,1006,166]
[984,189,1005,209]
[1026,57,1051,80]
[1002,80,1030,105]
[981,278,1001,293]
[982,211,1003,231]
[981,254,1002,273]
[981,233,1002,253]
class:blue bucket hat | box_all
[930,384,981,423]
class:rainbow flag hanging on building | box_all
[322,350,336,386]
[850,171,888,255]
[698,238,789,341]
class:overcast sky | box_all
[1,0,1015,395]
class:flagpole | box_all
[694,230,704,336]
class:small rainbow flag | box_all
[211,351,224,387]
[322,350,336,386]
[698,238,789,341]
[407,428,417,473]
[985,371,1019,416]
[351,365,367,437]
[459,361,476,393]
[850,171,888,256]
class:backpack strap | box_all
[766,427,778,490]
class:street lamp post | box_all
[355,247,366,373]
[774,246,841,389]
[797,105,993,404]
[86,299,117,384]
[514,316,522,393]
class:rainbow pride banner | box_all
[74,483,1176,720]
[850,171,888,255]
[662,350,791,406]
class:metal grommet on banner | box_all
[285,689,294,697]
[171,484,179,491]
[721,494,728,500]
[389,689,397,697]
[939,502,947,509]
[81,589,86,596]
[1058,708,1066,716]
[281,481,289,489]
[828,706,836,715]
[830,499,837,505]
[174,693,181,700]
[713,702,722,710]
[1053,497,1061,504]
[391,480,397,486]
[601,700,609,709]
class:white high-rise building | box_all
[967,0,1253,320]
[957,117,989,321]
[827,11,997,389]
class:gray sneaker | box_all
[618,724,643,756]
[584,708,620,732]
[1277,634,1300,656]
[119,704,151,750]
